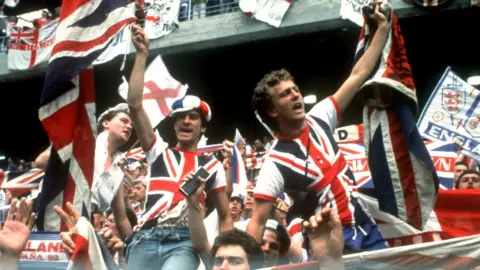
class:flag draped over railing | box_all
[35,0,136,231]
[357,2,438,230]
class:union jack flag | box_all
[0,169,44,198]
[357,3,438,230]
[36,0,135,231]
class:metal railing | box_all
[0,2,241,55]
[0,36,8,55]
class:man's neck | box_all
[241,209,251,219]
[278,118,307,138]
[106,134,119,156]
[176,141,198,152]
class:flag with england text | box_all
[36,0,135,231]
[417,67,480,161]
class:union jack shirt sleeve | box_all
[253,159,284,202]
[307,96,342,132]
[145,132,169,165]
[207,163,227,192]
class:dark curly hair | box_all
[211,229,263,269]
[252,69,295,132]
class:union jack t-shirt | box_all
[135,133,226,230]
[254,96,368,226]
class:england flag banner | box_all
[118,55,188,128]
[8,19,58,70]
[144,0,181,40]
[418,67,480,160]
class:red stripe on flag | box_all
[52,19,136,55]
[386,110,421,229]
[70,233,94,270]
[58,0,92,23]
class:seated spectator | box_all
[7,157,16,171]
[455,170,480,190]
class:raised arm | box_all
[333,4,389,112]
[246,199,274,243]
[184,171,213,268]
[111,184,133,240]
[127,24,155,151]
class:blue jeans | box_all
[126,227,200,270]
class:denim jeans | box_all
[126,227,200,270]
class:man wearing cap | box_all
[110,24,232,270]
[230,189,245,222]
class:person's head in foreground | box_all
[170,95,211,150]
[211,229,263,270]
[252,69,304,133]
[97,103,132,148]
[456,170,480,190]
[262,219,291,267]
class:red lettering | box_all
[24,241,36,252]
[20,252,28,260]
[47,242,60,253]
[37,242,46,252]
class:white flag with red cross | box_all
[118,55,188,128]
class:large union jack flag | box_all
[357,2,438,230]
[35,0,135,231]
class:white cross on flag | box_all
[118,56,188,128]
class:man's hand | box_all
[0,198,36,256]
[223,140,235,163]
[53,202,80,257]
[131,24,149,58]
[100,227,124,255]
[367,2,389,29]
[183,170,206,208]
[303,208,344,260]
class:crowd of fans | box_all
[0,2,479,270]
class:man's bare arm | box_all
[111,184,133,240]
[127,24,155,151]
[333,5,390,112]
[211,190,233,232]
[246,199,274,243]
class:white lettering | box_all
[428,125,442,138]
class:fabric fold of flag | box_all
[68,217,118,270]
[36,0,135,231]
[356,2,438,230]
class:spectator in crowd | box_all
[248,5,390,253]
[193,0,207,19]
[131,179,146,213]
[185,176,344,269]
[454,161,469,188]
[0,7,8,55]
[240,184,254,221]
[254,139,265,152]
[263,136,272,151]
[229,189,245,222]
[7,157,16,171]
[455,170,480,190]
[16,163,24,171]
[111,24,232,270]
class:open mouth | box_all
[123,130,131,137]
[179,127,193,134]
[293,102,303,110]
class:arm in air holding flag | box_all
[332,3,389,113]
[128,24,155,152]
